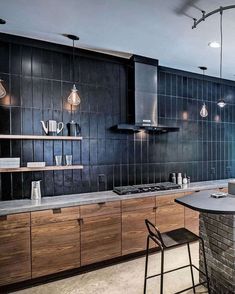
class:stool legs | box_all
[187,243,195,294]
[200,238,211,294]
[143,236,150,294]
[160,249,164,294]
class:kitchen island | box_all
[175,190,235,294]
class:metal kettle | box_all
[67,120,81,136]
[40,120,64,136]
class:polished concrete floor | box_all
[14,242,207,294]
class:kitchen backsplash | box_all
[0,33,235,200]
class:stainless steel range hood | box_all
[113,55,179,133]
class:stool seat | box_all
[162,228,199,248]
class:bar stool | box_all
[143,219,210,294]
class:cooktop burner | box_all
[113,182,181,195]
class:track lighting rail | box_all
[192,5,235,29]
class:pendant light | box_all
[0,20,7,99]
[66,34,81,106]
[217,9,226,108]
[0,79,6,99]
[199,66,208,118]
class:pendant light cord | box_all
[72,39,75,84]
[71,39,75,116]
[220,8,223,79]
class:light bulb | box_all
[0,79,6,98]
[217,99,226,108]
[200,103,208,118]
[67,84,81,106]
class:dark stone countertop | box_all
[175,190,235,214]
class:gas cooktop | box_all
[113,182,181,195]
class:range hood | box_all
[113,55,179,133]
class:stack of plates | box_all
[0,158,20,168]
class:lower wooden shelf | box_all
[0,165,84,173]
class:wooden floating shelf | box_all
[0,135,83,140]
[0,165,84,173]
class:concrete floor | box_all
[14,242,207,294]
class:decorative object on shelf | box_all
[54,155,62,166]
[0,79,6,99]
[27,162,46,168]
[0,158,20,168]
[67,120,81,136]
[65,155,72,166]
[40,120,64,136]
[199,66,208,118]
[65,34,81,106]
[31,180,42,201]
[192,6,229,108]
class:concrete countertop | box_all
[175,189,235,214]
[0,179,231,216]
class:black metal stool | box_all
[143,219,210,294]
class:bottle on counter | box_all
[187,176,191,185]
[183,173,187,184]
[177,173,182,186]
[171,173,176,184]
[182,173,188,188]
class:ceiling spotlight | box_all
[217,99,226,108]
[0,19,6,25]
[208,41,220,48]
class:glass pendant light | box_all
[66,34,81,106]
[200,103,208,118]
[217,10,226,108]
[0,79,6,98]
[199,66,208,118]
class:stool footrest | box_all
[174,281,208,294]
[146,263,208,280]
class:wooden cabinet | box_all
[183,192,199,235]
[80,202,121,266]
[122,197,156,255]
[155,193,185,233]
[0,213,31,286]
[31,207,80,278]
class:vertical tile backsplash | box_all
[0,34,235,200]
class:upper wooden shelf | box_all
[0,135,83,140]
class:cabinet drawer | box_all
[156,193,185,207]
[31,206,80,226]
[32,221,80,278]
[0,226,31,286]
[156,204,184,233]
[81,213,121,265]
[80,201,121,218]
[122,197,155,212]
[0,213,30,231]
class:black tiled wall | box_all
[0,34,235,200]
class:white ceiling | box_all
[1,0,235,80]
